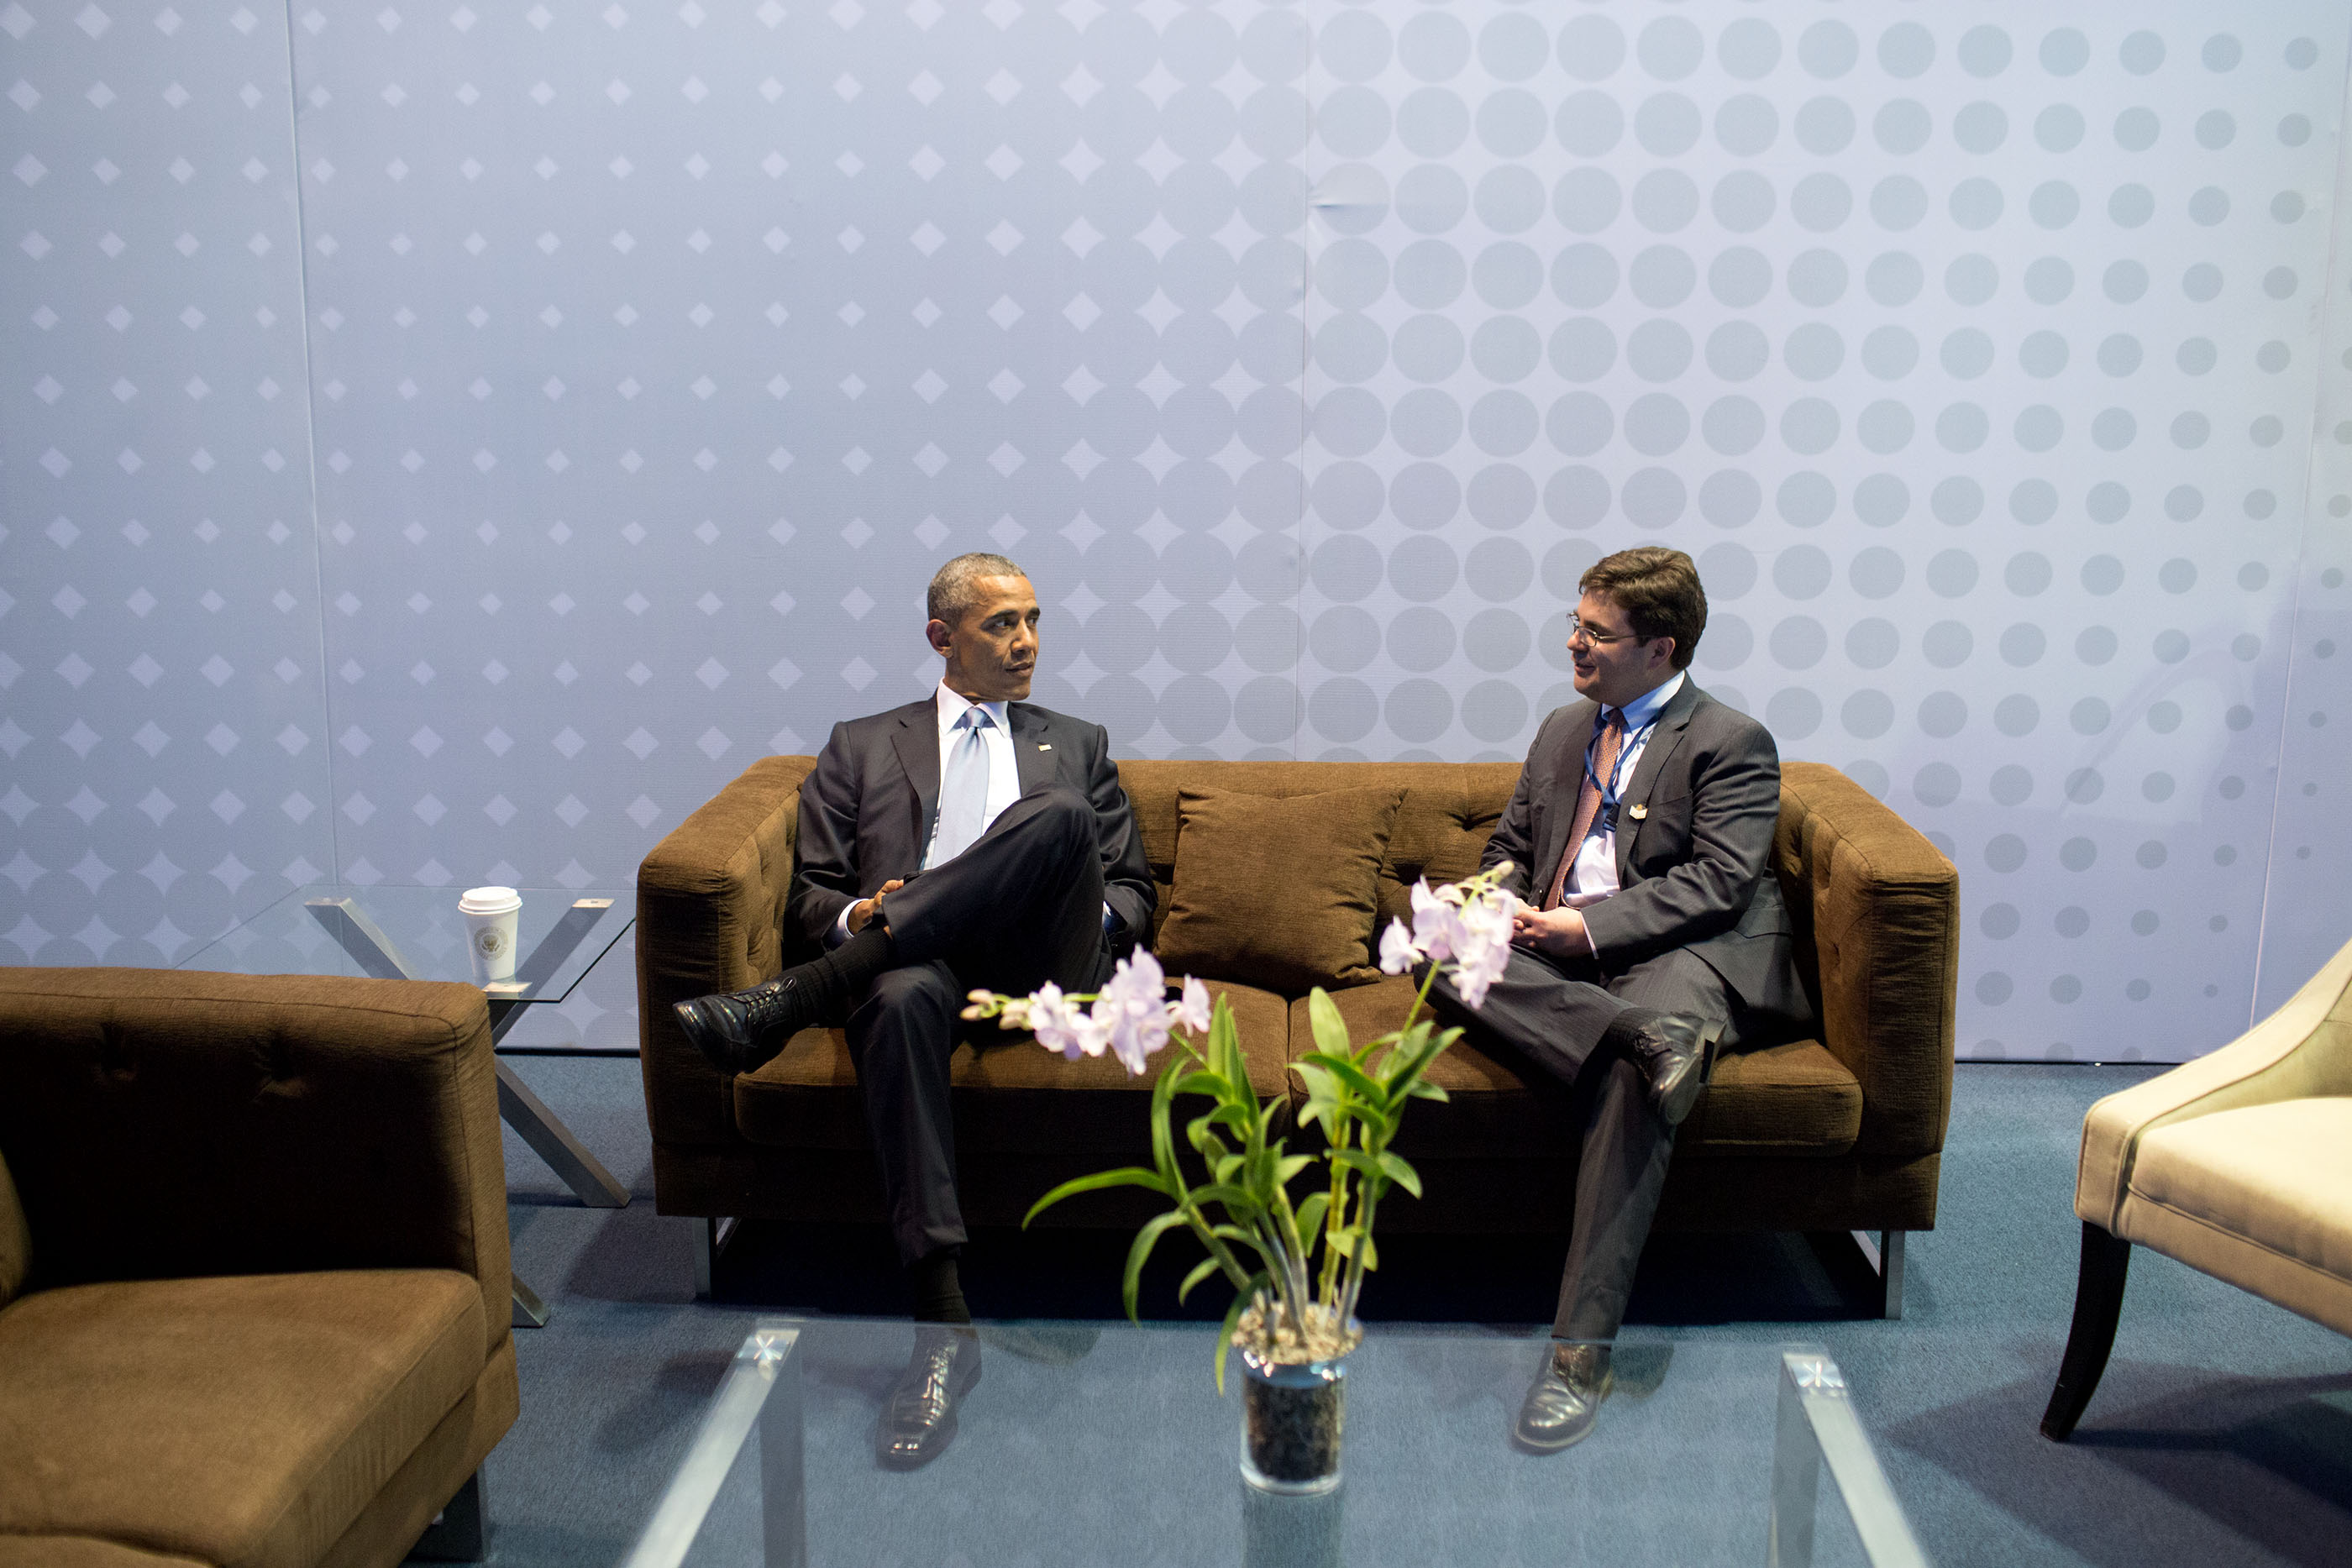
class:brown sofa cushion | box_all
[0,1539,207,1566]
[0,1151,24,1309]
[1154,784,1407,994]
[0,1269,484,1568]
[1115,761,1520,943]
[1289,978,1861,1160]
[732,980,1294,1154]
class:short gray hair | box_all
[927,552,1027,624]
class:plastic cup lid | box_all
[459,886,522,914]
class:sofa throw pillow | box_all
[1153,784,1408,994]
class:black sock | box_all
[1599,1007,1664,1058]
[910,1245,972,1324]
[788,922,895,1015]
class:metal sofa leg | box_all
[409,1470,488,1562]
[693,1216,739,1299]
[2041,1221,2132,1441]
[1850,1228,1907,1319]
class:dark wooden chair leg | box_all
[2040,1222,2131,1441]
[408,1470,487,1561]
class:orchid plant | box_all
[963,864,1519,1387]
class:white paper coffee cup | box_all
[459,886,522,983]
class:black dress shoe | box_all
[878,1328,982,1470]
[1515,1341,1613,1451]
[672,972,819,1077]
[1629,1012,1724,1128]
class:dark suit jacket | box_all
[1483,678,1811,1023]
[785,697,1156,951]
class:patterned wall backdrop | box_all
[3,0,337,964]
[4,1,2349,1063]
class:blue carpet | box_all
[461,1059,2352,1566]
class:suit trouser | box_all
[844,782,1117,1266]
[1425,941,1744,1343]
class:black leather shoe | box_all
[1630,1012,1724,1128]
[672,973,818,1077]
[1515,1341,1612,1451]
[877,1328,982,1470]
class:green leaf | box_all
[1214,1276,1269,1398]
[1121,1211,1190,1321]
[1405,1078,1451,1102]
[1332,1148,1389,1188]
[1275,1154,1315,1185]
[1177,1256,1226,1305]
[1148,1058,1184,1181]
[1208,996,1242,1082]
[1306,988,1353,1059]
[1294,1192,1329,1243]
[1022,1167,1172,1228]
[1299,1051,1389,1111]
[1187,1183,1268,1220]
[1376,1150,1422,1199]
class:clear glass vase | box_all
[1237,1340,1350,1495]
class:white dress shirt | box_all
[829,684,1017,944]
[1560,671,1684,943]
[921,683,1020,868]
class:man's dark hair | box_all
[1579,547,1706,670]
[927,552,1027,625]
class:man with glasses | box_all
[1421,546,1811,1452]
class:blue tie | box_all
[930,707,994,868]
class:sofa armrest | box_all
[1776,763,1959,1164]
[2076,932,2352,1230]
[0,968,511,1359]
[637,754,818,1149]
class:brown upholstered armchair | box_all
[0,968,519,1567]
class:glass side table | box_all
[180,883,637,1327]
[620,1322,1934,1567]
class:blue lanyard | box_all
[1583,708,1660,813]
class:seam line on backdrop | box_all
[279,0,342,890]
[2249,20,2352,1026]
[1289,53,1315,763]
[1294,38,1326,764]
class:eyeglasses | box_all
[1565,616,1642,648]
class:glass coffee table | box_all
[621,1319,1931,1567]
[179,883,637,1326]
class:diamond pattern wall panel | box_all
[1,0,335,963]
[287,0,1311,893]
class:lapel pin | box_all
[1038,742,1053,751]
[1629,803,1649,821]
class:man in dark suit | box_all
[1423,546,1809,1452]
[670,552,1153,1466]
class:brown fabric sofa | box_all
[0,968,518,1568]
[638,757,1957,1309]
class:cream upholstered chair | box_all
[2041,935,2352,1440]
